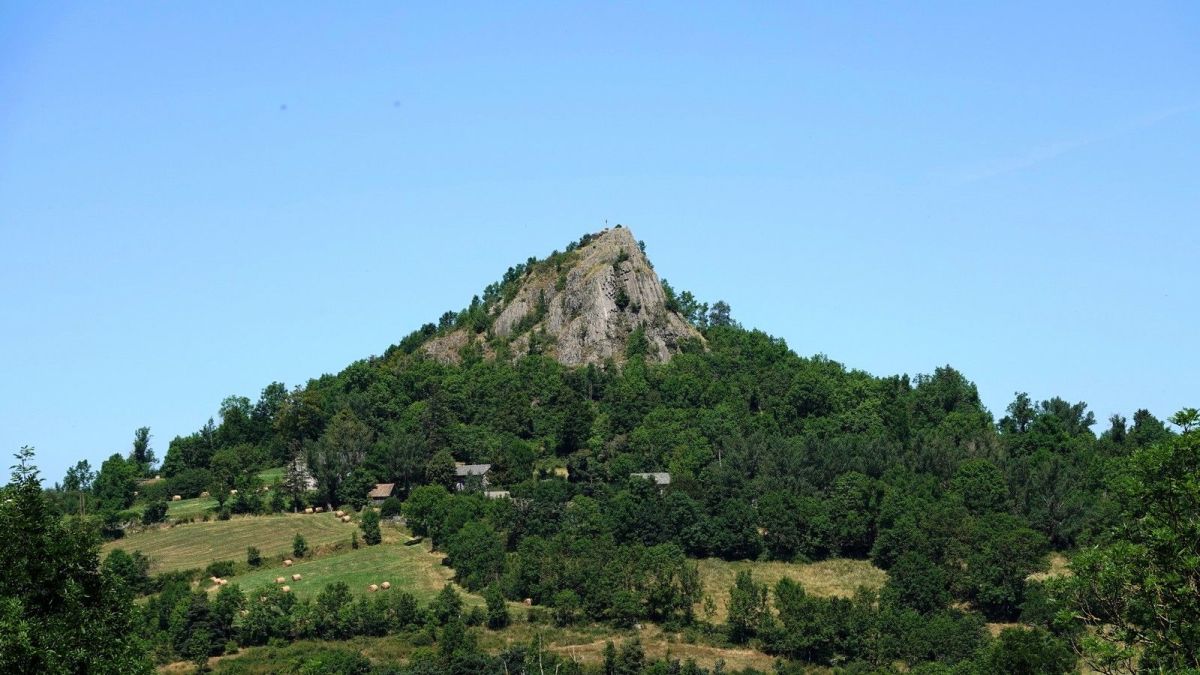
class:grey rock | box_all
[423,226,702,367]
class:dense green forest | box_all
[5,233,1198,673]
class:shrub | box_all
[246,547,262,567]
[351,531,359,550]
[139,480,169,503]
[379,496,403,519]
[103,549,151,594]
[552,589,581,626]
[984,627,1076,674]
[205,560,235,578]
[166,468,214,499]
[142,499,169,525]
[360,508,381,546]
[484,585,509,629]
[216,506,231,521]
[293,533,308,558]
[464,606,486,627]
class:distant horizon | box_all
[2,3,1197,483]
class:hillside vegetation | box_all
[16,229,1199,674]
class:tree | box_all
[129,426,155,474]
[360,508,381,545]
[882,552,949,614]
[984,627,1076,675]
[708,300,734,327]
[306,409,373,509]
[726,570,769,643]
[424,449,456,489]
[142,499,168,524]
[444,521,504,590]
[293,533,308,558]
[1169,406,1199,433]
[246,546,262,567]
[0,447,153,673]
[1052,428,1200,671]
[93,453,138,511]
[62,459,95,493]
[430,583,463,625]
[484,585,509,629]
[950,458,1008,515]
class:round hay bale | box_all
[283,559,293,567]
[292,573,301,581]
[230,489,238,495]
[200,491,209,498]
[275,577,286,584]
[380,581,391,590]
[172,495,182,501]
[304,507,313,514]
[314,506,323,513]
[368,584,378,592]
[281,585,290,593]
[342,515,351,523]
[523,598,532,606]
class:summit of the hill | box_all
[423,226,703,366]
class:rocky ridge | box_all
[423,226,702,367]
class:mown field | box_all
[103,512,359,573]
[696,557,888,622]
[221,536,479,606]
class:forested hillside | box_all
[8,229,1198,673]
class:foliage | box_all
[1051,427,1200,671]
[0,448,153,673]
[360,507,382,545]
[293,532,308,558]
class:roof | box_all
[368,483,395,499]
[630,472,671,486]
[454,464,491,477]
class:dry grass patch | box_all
[696,558,887,622]
[1028,551,1071,582]
[104,513,358,573]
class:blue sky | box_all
[2,3,1197,482]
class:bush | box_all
[205,560,235,578]
[484,585,510,629]
[379,496,403,519]
[246,547,262,567]
[103,549,151,594]
[552,589,581,626]
[464,606,486,627]
[166,468,214,499]
[139,480,169,503]
[984,627,1076,674]
[360,508,381,546]
[216,506,231,521]
[142,499,169,525]
[293,533,308,558]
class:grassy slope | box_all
[104,512,357,573]
[223,536,481,606]
[696,557,888,623]
[143,513,887,672]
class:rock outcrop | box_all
[423,226,702,367]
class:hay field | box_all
[103,512,357,573]
[223,538,479,606]
[696,557,887,622]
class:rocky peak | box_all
[423,226,702,367]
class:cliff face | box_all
[424,227,702,367]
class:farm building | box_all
[368,483,395,505]
[630,472,671,491]
[454,463,491,491]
